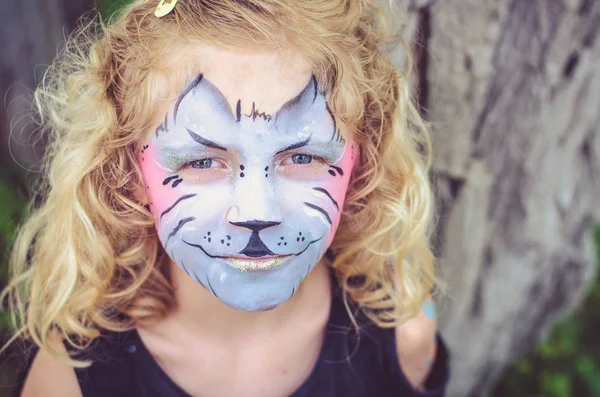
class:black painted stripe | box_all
[304,202,332,225]
[325,102,337,142]
[275,136,312,155]
[181,260,191,277]
[186,128,228,151]
[206,275,217,296]
[155,113,168,137]
[294,236,324,257]
[312,187,339,211]
[311,75,318,102]
[329,165,344,176]
[236,99,241,122]
[174,74,203,123]
[182,239,220,258]
[191,268,208,290]
[166,217,196,242]
[162,175,179,185]
[160,194,197,220]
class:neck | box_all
[156,259,331,343]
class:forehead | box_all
[158,44,314,120]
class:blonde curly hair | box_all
[3,0,437,361]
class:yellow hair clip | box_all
[141,0,179,17]
[155,0,179,17]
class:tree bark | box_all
[392,0,600,396]
[0,0,94,172]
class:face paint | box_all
[139,75,356,311]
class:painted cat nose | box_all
[229,220,281,232]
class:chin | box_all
[216,287,296,312]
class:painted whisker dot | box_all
[226,235,231,240]
[302,237,305,241]
[207,232,211,236]
[240,172,245,177]
[221,239,224,244]
[208,238,211,242]
[297,237,300,241]
[240,165,245,170]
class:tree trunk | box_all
[0,0,95,171]
[393,0,600,396]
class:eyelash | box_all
[178,152,327,172]
[179,158,223,171]
[281,153,327,165]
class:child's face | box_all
[138,45,357,311]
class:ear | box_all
[274,75,325,126]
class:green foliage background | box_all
[0,1,598,396]
[492,226,600,397]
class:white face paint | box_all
[139,75,357,311]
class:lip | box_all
[223,255,291,272]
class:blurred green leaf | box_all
[98,0,135,20]
[541,372,571,397]
[494,225,600,397]
[0,179,24,243]
[0,176,28,282]
[0,310,15,332]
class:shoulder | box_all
[394,298,449,393]
[21,335,82,397]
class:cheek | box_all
[322,142,357,245]
[138,144,180,225]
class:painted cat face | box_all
[139,74,356,311]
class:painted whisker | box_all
[165,217,196,245]
[180,260,192,278]
[160,194,197,220]
[182,239,220,258]
[206,276,217,296]
[191,268,208,290]
[294,236,324,257]
[312,187,339,211]
[304,202,332,225]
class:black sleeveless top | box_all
[69,282,450,397]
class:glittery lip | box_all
[224,255,292,272]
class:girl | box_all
[5,0,449,396]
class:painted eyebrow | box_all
[186,127,228,152]
[275,137,312,155]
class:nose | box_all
[229,220,280,232]
[227,162,283,225]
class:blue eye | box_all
[190,159,213,169]
[291,154,313,164]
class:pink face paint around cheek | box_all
[323,142,358,246]
[138,144,181,225]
